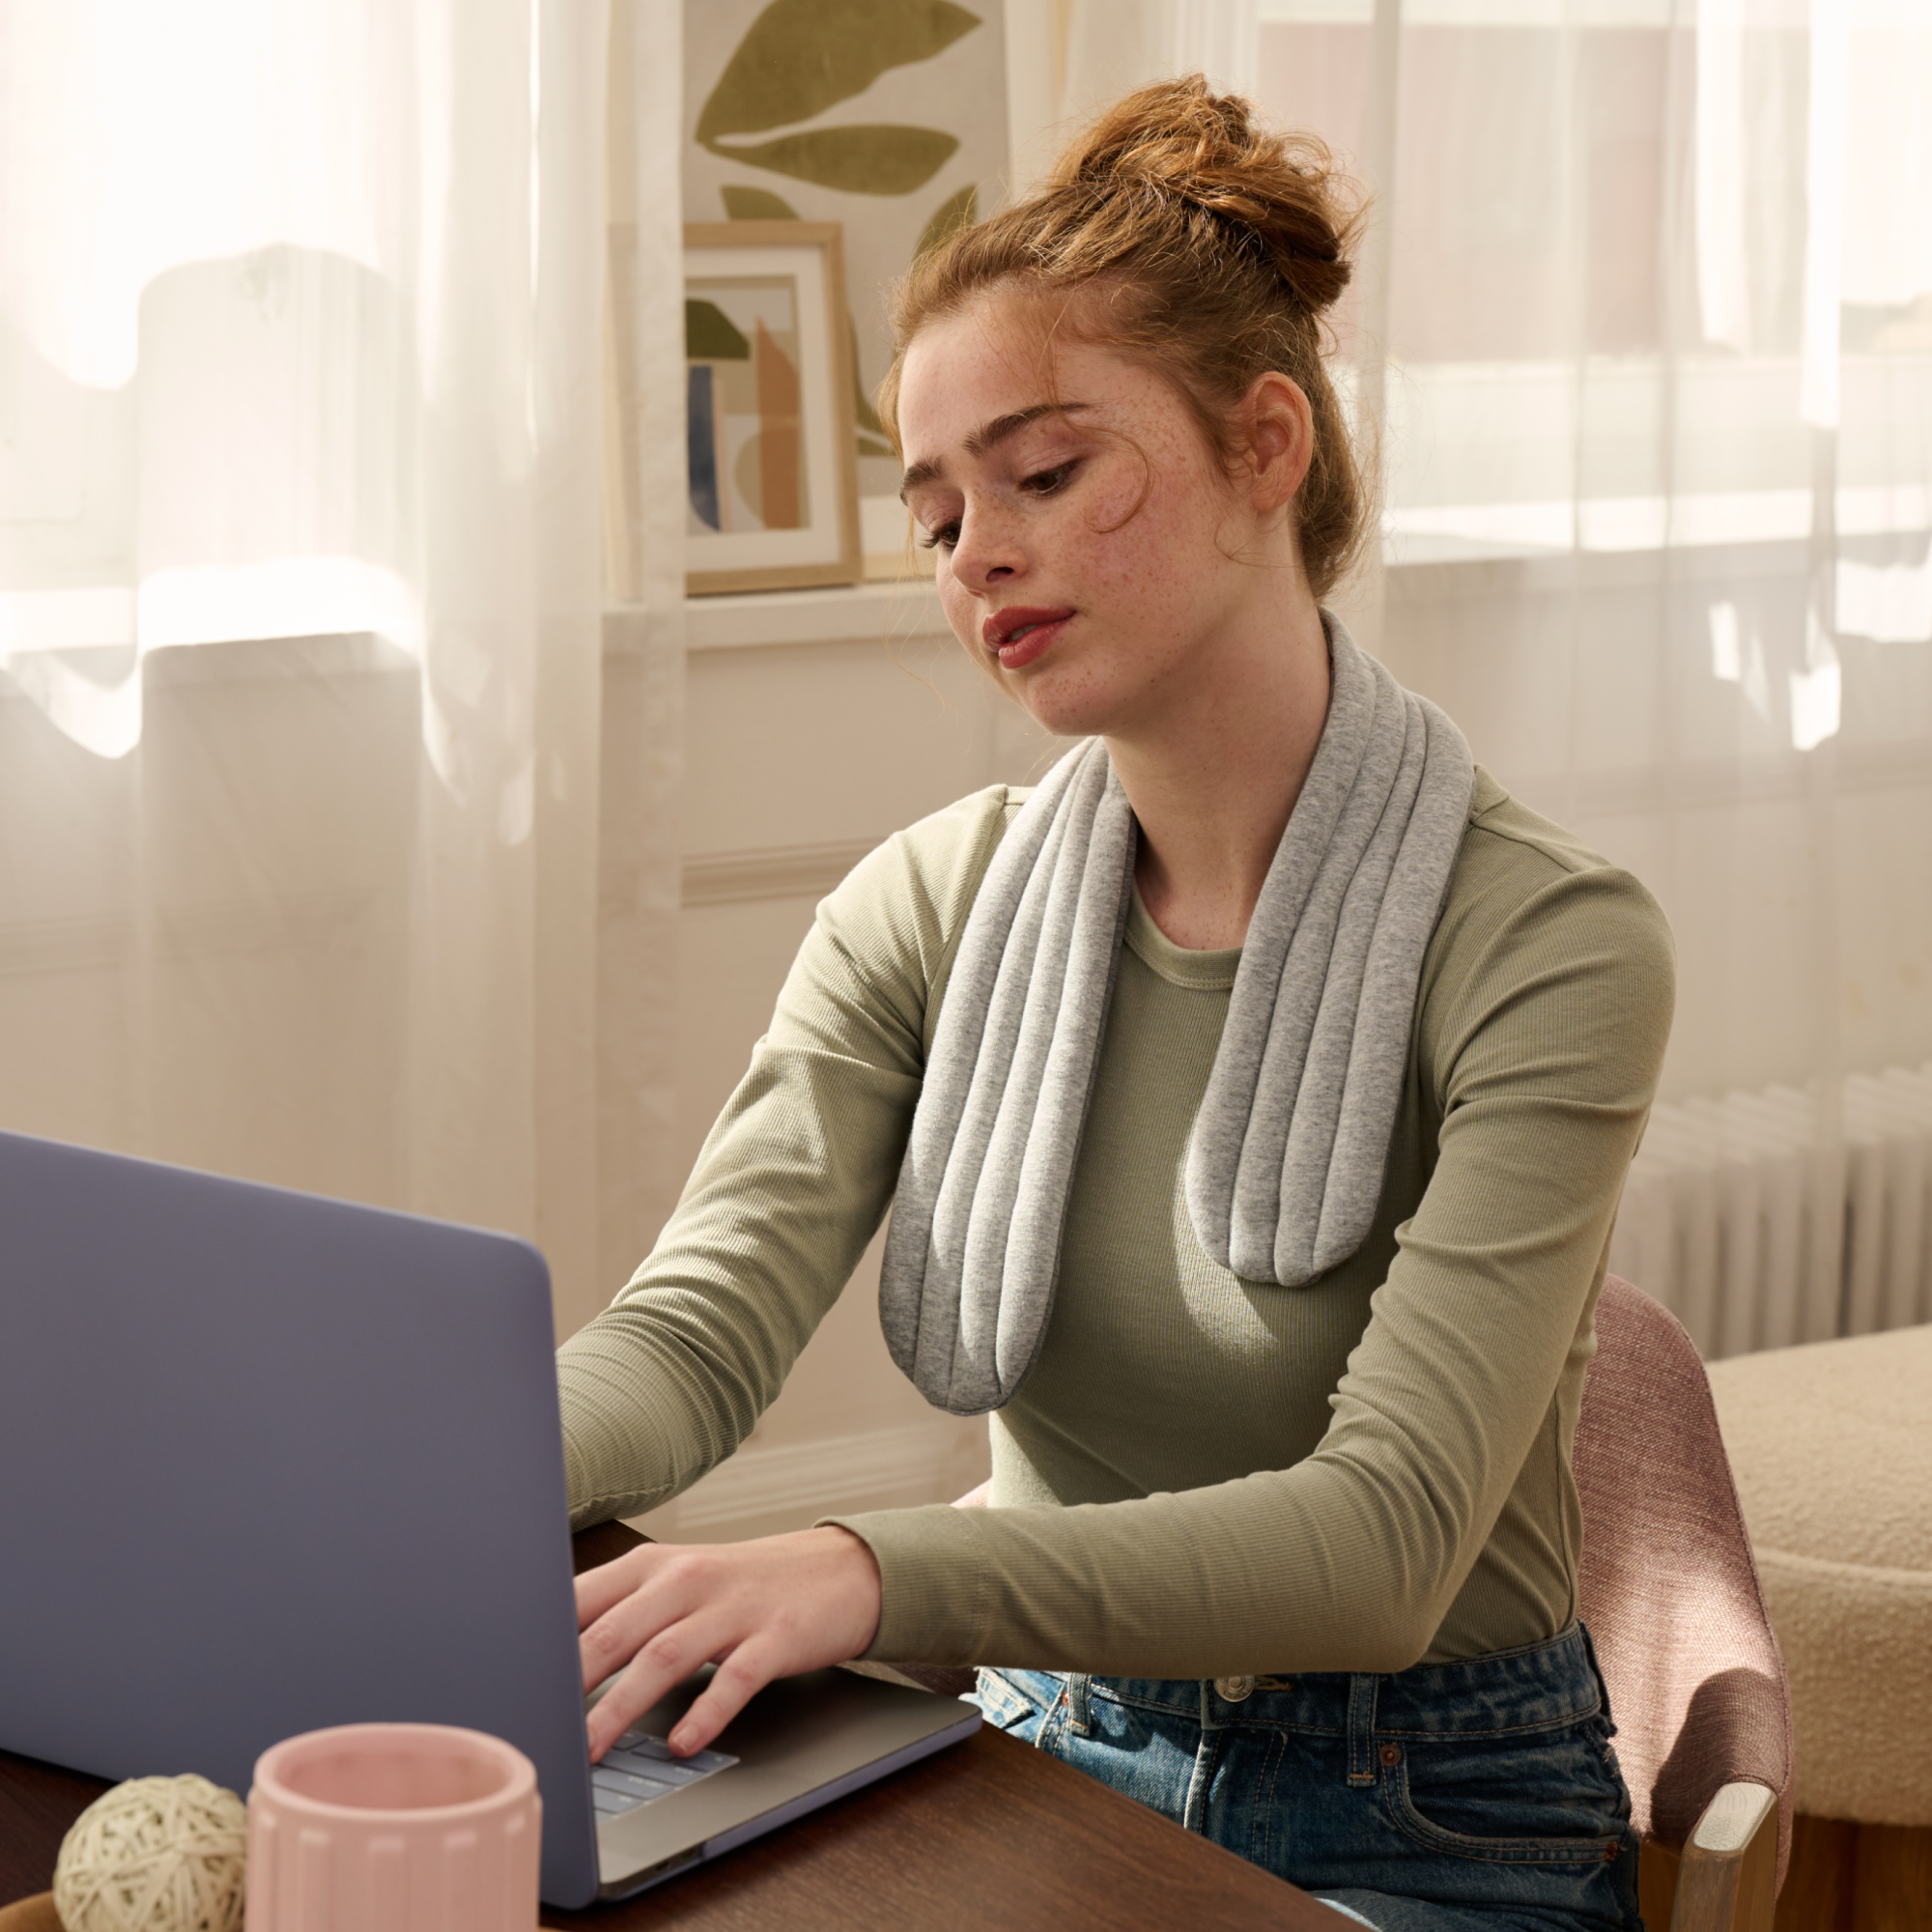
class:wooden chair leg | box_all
[1670,1783,1778,1932]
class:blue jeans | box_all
[972,1623,1642,1932]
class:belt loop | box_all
[1065,1673,1092,1735]
[1576,1620,1615,1732]
[1347,1673,1378,1787]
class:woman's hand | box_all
[575,1526,883,1761]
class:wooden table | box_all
[0,1525,1345,1930]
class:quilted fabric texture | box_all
[1707,1323,1932,1827]
[1574,1277,1794,1882]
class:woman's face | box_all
[895,294,1268,743]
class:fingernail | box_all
[669,1725,692,1754]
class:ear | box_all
[1239,371,1315,516]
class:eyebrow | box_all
[898,402,1093,500]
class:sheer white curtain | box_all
[1063,0,1261,107]
[1040,0,1932,1344]
[0,0,685,1336]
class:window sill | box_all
[681,578,950,652]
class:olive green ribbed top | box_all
[556,767,1674,1676]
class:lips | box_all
[982,606,1075,670]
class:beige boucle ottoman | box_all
[1705,1323,1932,1829]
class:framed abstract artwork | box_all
[683,221,862,595]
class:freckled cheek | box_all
[1074,530,1189,614]
[1083,472,1155,541]
[1079,478,1205,589]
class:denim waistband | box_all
[1081,1621,1606,1740]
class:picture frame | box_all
[683,221,862,596]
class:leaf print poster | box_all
[685,0,1010,501]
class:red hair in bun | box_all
[881,75,1373,600]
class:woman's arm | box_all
[556,788,1012,1528]
[558,791,1016,1758]
[557,1037,918,1529]
[823,846,1675,1677]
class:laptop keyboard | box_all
[590,1728,739,1821]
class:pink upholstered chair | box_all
[1575,1275,1792,1931]
[905,1274,1792,1930]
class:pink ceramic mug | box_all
[245,1721,542,1931]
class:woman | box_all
[562,78,1671,1930]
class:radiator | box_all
[1606,1065,1932,1360]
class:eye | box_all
[1020,462,1076,496]
[918,518,961,552]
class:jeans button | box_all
[1214,1675,1254,1702]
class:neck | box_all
[1111,590,1332,952]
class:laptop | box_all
[0,1128,979,1908]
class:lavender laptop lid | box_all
[0,1128,603,1907]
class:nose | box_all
[949,506,1024,593]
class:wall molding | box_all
[680,837,885,908]
[676,727,1932,911]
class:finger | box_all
[577,1552,701,1693]
[665,1637,780,1758]
[573,1548,656,1632]
[585,1610,728,1760]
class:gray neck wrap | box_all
[878,616,1474,1417]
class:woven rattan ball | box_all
[52,1775,247,1932]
